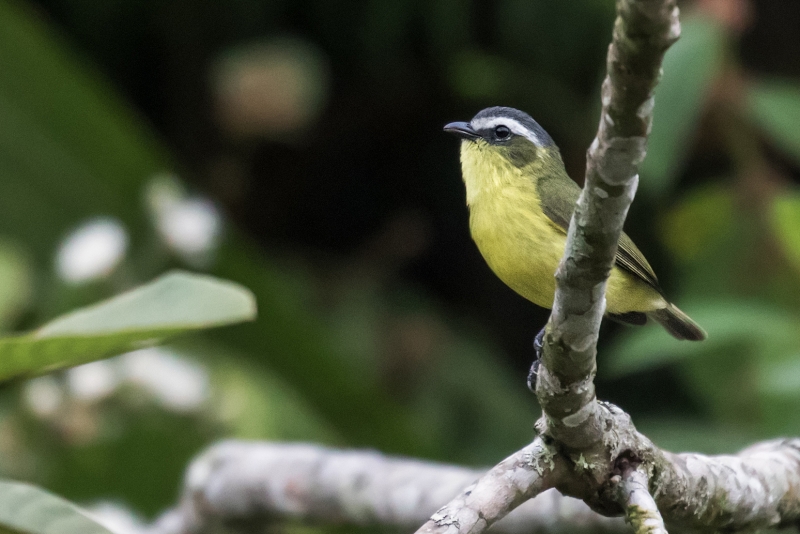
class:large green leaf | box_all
[0,271,256,381]
[748,80,800,166]
[640,16,725,198]
[0,480,111,534]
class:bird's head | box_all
[444,106,556,168]
[444,107,561,203]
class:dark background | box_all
[2,0,800,527]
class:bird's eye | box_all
[494,125,511,140]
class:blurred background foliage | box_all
[0,0,799,530]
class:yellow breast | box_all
[462,141,563,307]
[470,185,564,307]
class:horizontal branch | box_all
[146,438,800,534]
[148,438,800,534]
[653,438,800,531]
[148,440,622,534]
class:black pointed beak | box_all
[444,121,480,140]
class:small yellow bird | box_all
[445,106,706,342]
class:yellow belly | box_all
[469,189,665,315]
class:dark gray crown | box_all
[471,106,554,146]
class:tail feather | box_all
[648,304,707,341]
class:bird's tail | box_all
[648,304,707,341]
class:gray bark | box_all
[147,439,800,534]
[149,440,621,534]
[615,466,668,534]
[414,437,563,534]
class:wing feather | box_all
[616,234,661,292]
[535,170,662,293]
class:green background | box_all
[1,0,800,530]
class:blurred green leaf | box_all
[656,183,759,303]
[660,184,735,264]
[755,349,800,434]
[771,193,800,273]
[760,356,800,396]
[37,271,255,336]
[640,16,725,198]
[637,417,761,455]
[19,400,218,518]
[748,80,800,166]
[0,240,32,330]
[605,300,800,376]
[184,340,340,443]
[0,271,256,381]
[0,0,169,260]
[608,301,800,428]
[0,480,111,534]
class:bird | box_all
[444,106,706,347]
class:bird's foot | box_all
[526,327,546,392]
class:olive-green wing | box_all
[616,233,661,291]
[535,171,662,293]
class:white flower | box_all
[23,376,64,418]
[56,218,128,284]
[146,175,222,266]
[120,348,209,412]
[158,198,221,259]
[67,360,119,402]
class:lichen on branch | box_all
[614,466,668,534]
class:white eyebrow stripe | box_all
[470,117,543,146]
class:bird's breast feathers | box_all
[468,183,566,308]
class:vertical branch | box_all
[535,0,681,450]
